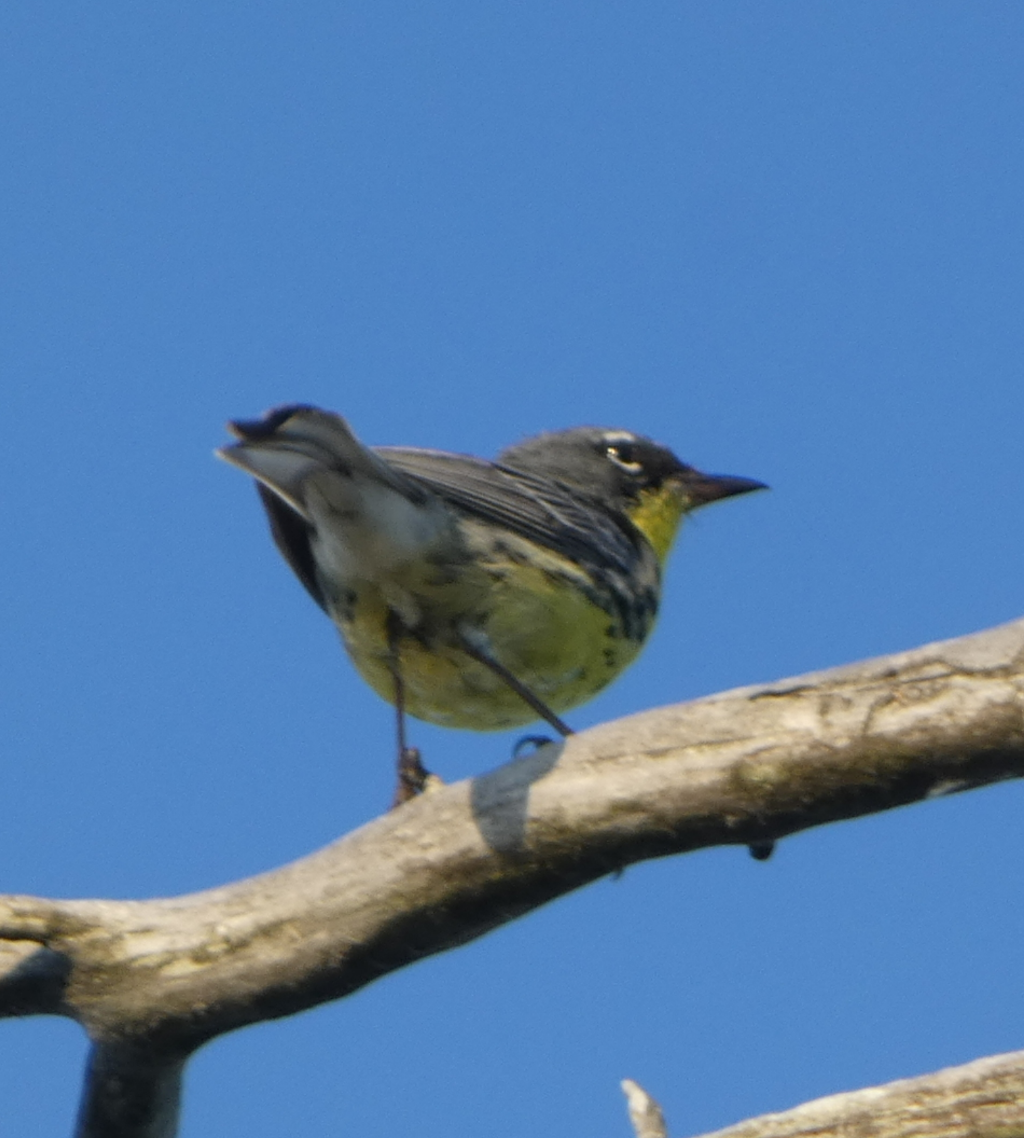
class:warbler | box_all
[217,405,765,799]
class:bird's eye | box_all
[604,441,644,474]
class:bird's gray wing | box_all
[377,446,643,576]
[253,482,329,610]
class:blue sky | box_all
[3,3,1024,1135]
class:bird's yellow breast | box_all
[334,540,652,731]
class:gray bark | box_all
[3,618,1023,1136]
[691,1049,1024,1138]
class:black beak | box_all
[681,471,768,508]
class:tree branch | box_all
[3,618,1024,1133]
[74,1044,183,1138]
[622,1078,668,1138]
[689,1048,1024,1138]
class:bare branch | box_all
[690,1048,1024,1138]
[622,1079,668,1138]
[73,1044,183,1138]
[1,617,1023,1134]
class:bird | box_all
[217,405,766,803]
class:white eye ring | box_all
[605,445,644,474]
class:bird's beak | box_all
[679,471,768,508]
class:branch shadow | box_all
[469,740,564,854]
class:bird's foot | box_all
[391,747,444,808]
[512,734,555,758]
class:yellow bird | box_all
[218,405,765,801]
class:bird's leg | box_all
[458,628,574,738]
[387,613,434,808]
